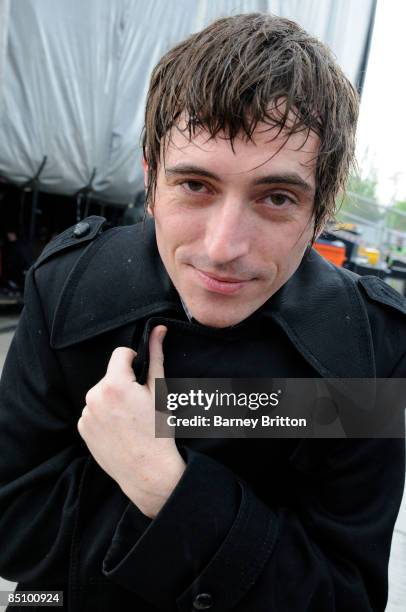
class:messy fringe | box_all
[142,13,359,240]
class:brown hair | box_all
[142,13,359,239]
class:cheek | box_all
[282,228,313,273]
[154,210,203,271]
[156,204,206,247]
[261,222,310,254]
[258,223,311,273]
[282,214,314,250]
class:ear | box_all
[142,156,148,190]
[314,219,328,242]
[142,156,153,217]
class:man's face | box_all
[146,121,319,328]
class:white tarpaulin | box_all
[0,0,376,205]
[0,0,10,105]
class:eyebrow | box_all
[165,164,313,193]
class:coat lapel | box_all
[262,249,375,378]
[50,220,183,349]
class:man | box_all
[0,13,405,612]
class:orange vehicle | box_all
[313,239,347,267]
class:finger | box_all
[77,406,88,437]
[105,346,137,383]
[147,325,167,388]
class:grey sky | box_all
[356,0,405,204]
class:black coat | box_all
[0,216,405,612]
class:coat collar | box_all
[260,250,375,377]
[50,218,375,378]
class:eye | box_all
[182,180,210,194]
[262,192,297,208]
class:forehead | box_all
[162,121,320,184]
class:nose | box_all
[204,197,251,265]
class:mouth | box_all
[193,266,252,295]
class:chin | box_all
[189,306,250,329]
[195,317,237,329]
[195,317,234,329]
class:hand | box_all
[77,325,185,518]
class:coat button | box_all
[192,593,213,610]
[72,221,91,238]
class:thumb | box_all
[147,325,167,389]
[106,346,137,383]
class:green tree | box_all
[339,172,384,224]
[347,172,378,200]
[386,199,406,233]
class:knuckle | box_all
[78,406,89,423]
[100,378,122,400]
[77,416,85,435]
[84,388,94,406]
